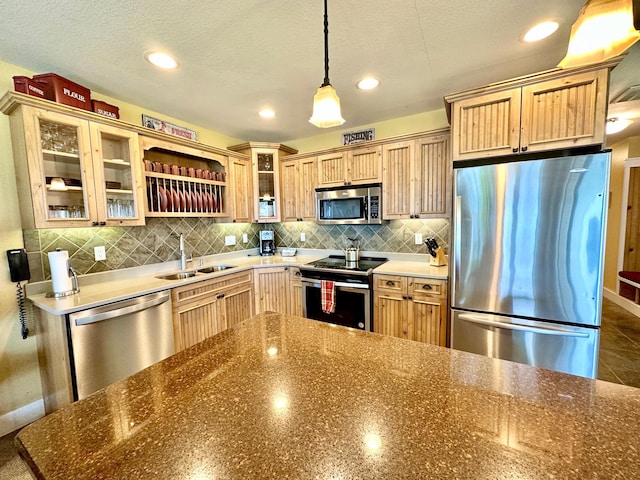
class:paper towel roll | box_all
[48,250,73,294]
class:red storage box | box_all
[12,76,47,99]
[32,73,91,110]
[91,99,119,119]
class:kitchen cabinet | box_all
[382,131,450,219]
[254,266,291,314]
[6,104,144,228]
[280,155,317,222]
[373,274,448,346]
[317,145,381,187]
[445,62,616,162]
[141,135,229,218]
[289,266,303,317]
[171,270,254,351]
[228,142,298,223]
[228,156,253,223]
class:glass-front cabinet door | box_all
[256,151,278,222]
[89,123,144,225]
[17,106,144,228]
[33,109,96,227]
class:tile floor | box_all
[1,297,639,479]
[597,297,640,387]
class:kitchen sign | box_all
[342,128,375,145]
[142,114,198,142]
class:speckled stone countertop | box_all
[16,313,640,479]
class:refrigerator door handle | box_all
[458,313,591,338]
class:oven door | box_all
[302,279,371,331]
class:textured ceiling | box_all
[0,0,638,145]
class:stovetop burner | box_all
[302,255,388,275]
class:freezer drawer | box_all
[450,310,599,379]
[68,291,174,400]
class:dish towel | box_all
[321,280,336,314]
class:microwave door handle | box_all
[458,314,590,338]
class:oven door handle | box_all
[301,279,370,290]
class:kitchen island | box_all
[16,313,640,479]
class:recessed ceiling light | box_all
[357,77,380,90]
[522,20,560,42]
[606,117,633,134]
[144,51,179,70]
[259,109,276,119]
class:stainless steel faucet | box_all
[179,233,192,270]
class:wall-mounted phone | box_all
[7,249,31,339]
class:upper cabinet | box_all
[5,103,144,228]
[382,130,451,220]
[280,155,317,222]
[228,142,297,223]
[228,156,253,223]
[317,145,381,187]
[140,136,229,218]
[445,61,618,162]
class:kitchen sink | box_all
[155,271,198,280]
[196,265,236,274]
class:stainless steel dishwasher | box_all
[67,290,174,400]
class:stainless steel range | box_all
[299,255,388,331]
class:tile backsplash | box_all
[24,218,449,281]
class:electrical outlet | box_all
[94,246,106,261]
[225,235,236,246]
[300,232,306,242]
[242,233,248,243]
[414,233,423,245]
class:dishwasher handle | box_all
[74,292,171,326]
[458,313,590,338]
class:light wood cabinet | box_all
[317,145,381,187]
[7,104,144,228]
[228,142,298,223]
[445,63,616,162]
[382,132,450,220]
[228,156,253,223]
[373,274,448,346]
[254,266,291,314]
[289,266,303,317]
[141,135,229,218]
[171,270,254,351]
[280,155,317,222]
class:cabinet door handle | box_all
[408,296,413,300]
[512,148,518,153]
[217,293,225,299]
[521,146,528,152]
[402,295,407,300]
[422,284,433,290]
[92,221,99,226]
[386,280,395,286]
[99,221,106,226]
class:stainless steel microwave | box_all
[315,183,384,224]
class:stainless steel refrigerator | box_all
[450,152,610,379]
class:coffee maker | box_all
[259,230,275,256]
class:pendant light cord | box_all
[322,0,331,87]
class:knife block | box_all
[430,247,447,267]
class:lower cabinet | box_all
[171,270,254,351]
[254,266,291,314]
[373,274,448,346]
[289,266,303,317]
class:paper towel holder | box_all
[45,263,80,298]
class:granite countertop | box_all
[27,251,447,315]
[16,313,640,479]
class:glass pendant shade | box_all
[309,84,345,128]
[559,0,640,68]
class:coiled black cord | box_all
[17,282,29,339]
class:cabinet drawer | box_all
[172,270,253,305]
[373,274,406,293]
[409,278,447,298]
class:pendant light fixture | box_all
[309,0,345,128]
[558,0,640,68]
